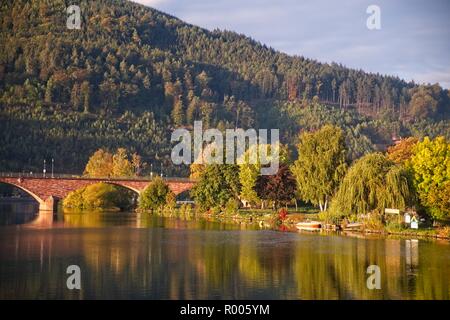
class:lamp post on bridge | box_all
[150,163,153,179]
[43,159,46,178]
[51,158,54,178]
[160,163,163,177]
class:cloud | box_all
[131,0,450,87]
[404,68,450,89]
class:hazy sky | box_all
[134,0,450,88]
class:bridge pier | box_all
[39,196,59,213]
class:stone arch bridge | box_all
[0,173,195,212]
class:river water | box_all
[0,202,449,299]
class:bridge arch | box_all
[175,189,192,201]
[90,181,142,196]
[0,181,44,205]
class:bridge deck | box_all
[0,172,192,182]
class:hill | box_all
[0,0,449,175]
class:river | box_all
[0,202,449,299]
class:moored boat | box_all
[296,221,321,231]
[343,222,363,231]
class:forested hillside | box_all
[1,0,449,175]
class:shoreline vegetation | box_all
[61,131,450,242]
[61,205,450,241]
[135,205,450,240]
[62,197,450,241]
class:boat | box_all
[343,222,363,231]
[296,221,321,231]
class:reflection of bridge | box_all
[0,173,195,212]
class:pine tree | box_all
[44,77,54,104]
[171,99,184,126]
[80,81,91,113]
[71,83,81,111]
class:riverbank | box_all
[143,206,450,241]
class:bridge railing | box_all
[0,172,193,182]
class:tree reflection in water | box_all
[0,212,449,299]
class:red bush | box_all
[278,208,288,221]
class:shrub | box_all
[437,226,450,238]
[139,177,171,212]
[278,208,288,221]
[179,203,193,218]
[63,188,85,209]
[318,210,343,225]
[225,198,240,215]
[363,211,385,231]
[63,183,133,211]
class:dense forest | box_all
[1,0,449,175]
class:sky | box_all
[133,0,450,88]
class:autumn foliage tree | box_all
[410,136,450,219]
[84,149,114,177]
[254,165,297,210]
[112,148,134,177]
[408,85,440,120]
[84,148,142,178]
[238,143,289,208]
[387,137,419,164]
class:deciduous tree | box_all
[330,153,415,217]
[139,177,172,211]
[191,164,241,211]
[291,125,347,211]
[410,136,450,219]
[387,137,418,164]
[254,165,296,210]
[84,149,114,177]
[112,148,134,177]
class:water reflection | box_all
[0,200,38,225]
[0,206,449,299]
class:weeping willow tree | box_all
[329,153,416,217]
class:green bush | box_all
[225,198,240,215]
[318,210,343,225]
[63,188,85,210]
[63,183,134,211]
[178,203,193,218]
[139,177,171,212]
